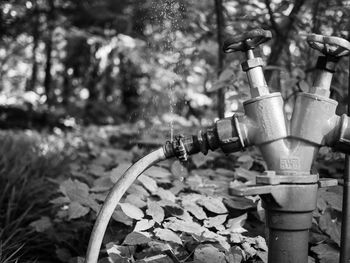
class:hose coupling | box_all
[163,115,244,161]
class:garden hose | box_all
[85,147,167,263]
[85,133,214,263]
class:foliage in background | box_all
[0,123,340,262]
[0,0,350,262]
[0,0,349,125]
[0,130,70,262]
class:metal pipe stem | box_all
[246,49,255,60]
[340,156,350,263]
[310,69,333,97]
[246,67,269,97]
[268,229,309,263]
[339,56,350,263]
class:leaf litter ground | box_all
[26,123,346,263]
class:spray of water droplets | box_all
[150,0,183,142]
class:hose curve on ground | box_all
[85,147,167,263]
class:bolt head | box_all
[216,117,242,153]
[241,57,264,72]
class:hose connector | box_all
[163,115,244,161]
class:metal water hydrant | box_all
[164,29,350,263]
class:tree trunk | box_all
[264,0,306,85]
[44,0,55,105]
[62,70,70,106]
[214,0,225,119]
[27,4,39,91]
[103,49,115,101]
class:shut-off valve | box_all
[163,29,350,263]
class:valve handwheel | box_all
[223,29,272,53]
[307,33,350,58]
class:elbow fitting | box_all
[163,115,245,161]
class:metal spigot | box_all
[223,29,272,97]
[163,116,244,162]
[307,34,350,97]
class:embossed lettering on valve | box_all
[280,158,301,170]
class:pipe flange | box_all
[256,173,319,185]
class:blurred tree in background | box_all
[0,0,349,127]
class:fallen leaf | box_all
[191,153,207,168]
[59,179,89,205]
[319,208,341,246]
[223,196,256,211]
[154,228,182,245]
[169,180,185,195]
[226,247,243,263]
[144,166,172,179]
[226,213,247,234]
[255,236,268,251]
[318,189,342,212]
[257,250,268,263]
[90,192,107,202]
[127,184,150,198]
[163,217,205,235]
[68,257,85,263]
[146,201,165,224]
[155,188,176,202]
[204,214,228,228]
[106,242,135,257]
[236,155,254,170]
[119,203,144,220]
[183,203,207,220]
[112,209,133,226]
[311,243,339,263]
[68,201,90,219]
[125,194,147,208]
[194,244,226,263]
[93,153,113,167]
[123,232,152,245]
[138,174,158,193]
[241,241,257,257]
[88,164,106,177]
[215,168,235,177]
[106,149,133,163]
[135,254,172,263]
[186,174,203,190]
[234,167,259,184]
[110,163,132,183]
[201,230,231,250]
[56,247,72,262]
[197,196,228,214]
[170,160,188,179]
[229,233,243,243]
[50,196,70,205]
[134,219,155,232]
[30,216,52,232]
[92,177,112,192]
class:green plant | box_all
[0,131,69,262]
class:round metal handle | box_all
[223,29,272,53]
[307,34,350,57]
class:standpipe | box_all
[166,31,350,263]
[85,30,350,263]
